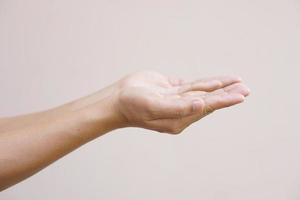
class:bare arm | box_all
[0,71,250,191]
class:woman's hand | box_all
[111,71,250,134]
[0,70,250,191]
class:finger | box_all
[178,89,246,128]
[148,97,205,119]
[203,92,245,114]
[177,83,249,114]
[180,82,250,99]
[223,82,250,97]
[177,75,242,93]
[146,82,250,134]
[206,82,250,97]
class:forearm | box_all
[0,84,116,133]
[0,86,122,191]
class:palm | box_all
[117,71,249,134]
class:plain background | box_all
[0,0,299,199]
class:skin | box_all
[0,70,250,191]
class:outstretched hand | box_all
[113,71,250,134]
[0,70,250,191]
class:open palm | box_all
[117,71,250,134]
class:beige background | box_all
[0,0,300,199]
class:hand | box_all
[113,71,250,134]
[0,70,250,190]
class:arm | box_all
[0,71,250,191]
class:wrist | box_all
[78,91,127,139]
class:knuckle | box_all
[215,80,223,88]
[204,105,214,116]
[172,128,183,135]
[167,124,183,135]
[154,121,186,135]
